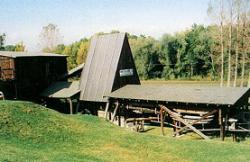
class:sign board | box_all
[119,69,133,77]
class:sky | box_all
[0,0,210,51]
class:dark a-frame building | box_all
[79,33,140,111]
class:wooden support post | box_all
[111,102,119,123]
[75,100,80,114]
[160,108,165,136]
[124,104,128,127]
[104,98,110,120]
[219,108,225,141]
[233,132,236,142]
[67,98,73,115]
[159,105,209,140]
[118,106,121,126]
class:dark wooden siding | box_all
[112,35,140,91]
[0,56,15,80]
[14,57,67,99]
[0,56,67,100]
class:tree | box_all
[233,0,241,87]
[240,0,249,87]
[53,44,65,54]
[63,45,74,69]
[207,0,226,86]
[4,45,16,51]
[0,33,6,51]
[185,25,212,78]
[220,0,225,87]
[159,33,186,79]
[130,36,162,79]
[39,24,63,52]
[226,0,233,87]
[76,40,89,65]
[14,42,25,51]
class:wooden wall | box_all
[0,56,15,80]
[0,56,67,100]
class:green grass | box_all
[0,100,250,162]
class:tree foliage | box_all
[14,42,25,51]
[52,23,249,83]
[0,33,6,51]
[39,24,63,52]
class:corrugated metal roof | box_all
[79,33,140,102]
[0,51,66,58]
[41,81,80,98]
[106,84,250,106]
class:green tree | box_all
[76,40,89,65]
[160,33,186,79]
[53,44,65,54]
[63,46,73,69]
[4,45,16,51]
[15,42,25,51]
[184,24,212,78]
[0,33,6,51]
[130,36,162,79]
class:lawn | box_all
[0,100,250,162]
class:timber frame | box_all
[104,98,249,141]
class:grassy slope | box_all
[0,101,250,162]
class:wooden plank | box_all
[160,108,165,136]
[159,105,210,140]
[127,106,158,114]
[173,109,218,136]
[219,108,225,141]
[126,117,158,122]
[151,121,182,128]
[173,108,209,115]
[67,98,73,114]
[104,99,110,120]
[111,102,120,123]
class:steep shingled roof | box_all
[79,33,140,102]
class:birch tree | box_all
[227,0,233,87]
[220,0,225,87]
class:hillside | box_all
[0,101,250,162]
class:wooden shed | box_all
[79,33,140,105]
[106,84,250,140]
[0,51,67,100]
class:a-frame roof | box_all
[79,33,140,102]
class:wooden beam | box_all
[219,108,225,141]
[127,105,158,114]
[75,100,80,113]
[104,99,110,120]
[159,105,210,140]
[173,109,218,136]
[67,98,73,114]
[160,107,165,136]
[111,102,120,123]
[126,117,158,122]
[118,107,121,126]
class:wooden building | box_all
[74,33,250,140]
[0,51,67,100]
[105,84,250,140]
[78,33,140,112]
